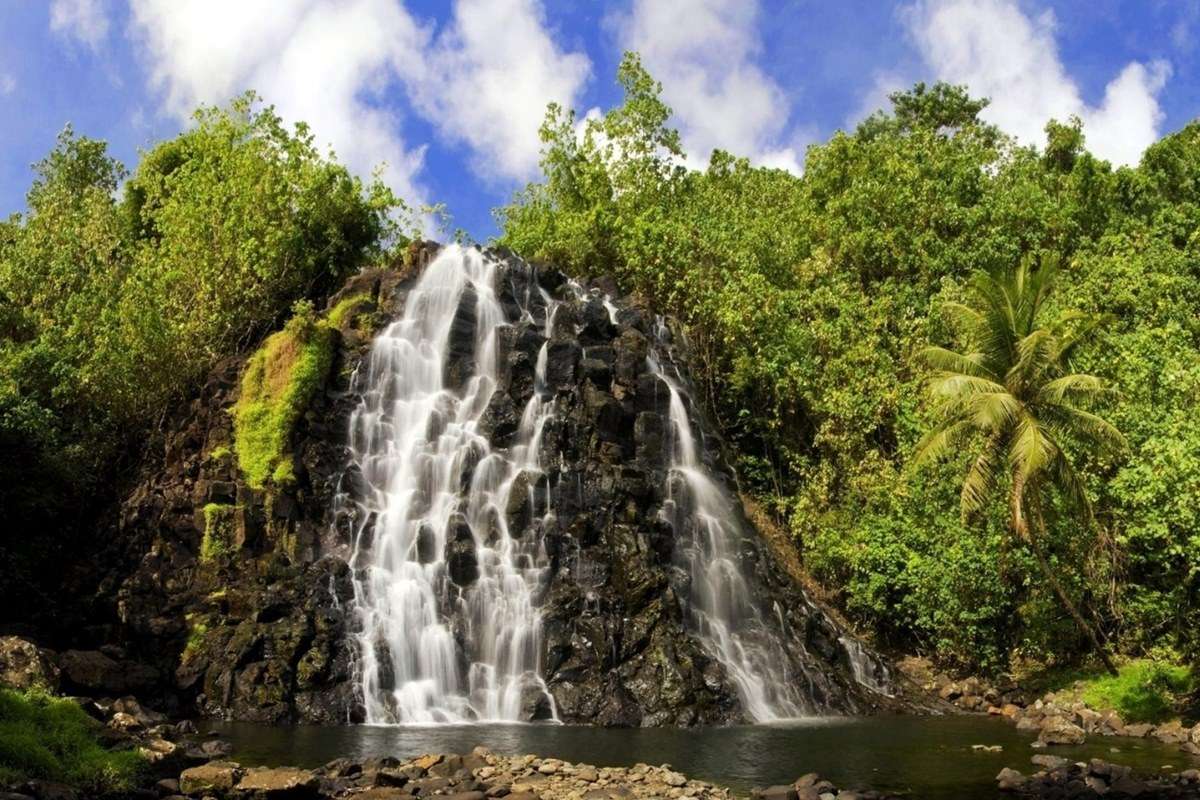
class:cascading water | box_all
[649,351,808,721]
[342,245,559,724]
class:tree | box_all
[915,253,1125,673]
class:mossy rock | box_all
[232,301,335,489]
[201,503,237,562]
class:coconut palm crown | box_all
[915,252,1126,673]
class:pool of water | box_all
[210,715,1196,799]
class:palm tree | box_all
[915,253,1124,675]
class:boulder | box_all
[235,767,320,798]
[996,767,1027,791]
[57,649,157,695]
[179,761,243,794]
[1037,715,1086,745]
[1152,719,1188,744]
[751,787,798,800]
[0,637,59,692]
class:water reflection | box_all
[211,716,1198,800]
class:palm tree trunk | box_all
[1019,478,1119,676]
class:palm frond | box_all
[1038,373,1110,404]
[920,346,996,379]
[1049,452,1094,523]
[912,418,973,467]
[940,301,984,335]
[927,372,1008,401]
[1008,415,1058,481]
[967,391,1022,432]
[960,441,1003,519]
[1010,328,1057,388]
[1041,403,1128,456]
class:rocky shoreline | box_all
[996,757,1200,798]
[907,663,1200,755]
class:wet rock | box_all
[545,341,581,390]
[16,781,77,800]
[996,767,1027,791]
[155,778,180,795]
[445,286,480,390]
[446,537,479,587]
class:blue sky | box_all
[1,0,1197,239]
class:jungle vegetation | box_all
[498,54,1200,676]
[2,57,1197,681]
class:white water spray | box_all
[650,354,807,721]
[343,246,558,724]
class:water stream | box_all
[343,246,557,723]
[649,353,804,720]
[339,245,885,725]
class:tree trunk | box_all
[1018,477,1119,676]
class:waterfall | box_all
[649,352,807,722]
[342,245,558,724]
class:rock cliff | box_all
[94,243,894,725]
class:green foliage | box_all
[915,253,1126,671]
[1037,660,1195,723]
[232,300,334,488]
[200,503,237,562]
[0,689,143,791]
[1079,661,1194,723]
[0,94,410,620]
[499,53,1200,672]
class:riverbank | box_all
[899,658,1200,756]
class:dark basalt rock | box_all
[87,242,895,725]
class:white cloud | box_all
[129,0,431,212]
[128,0,592,213]
[897,0,1170,165]
[615,0,806,173]
[404,0,591,181]
[50,0,110,50]
[0,74,15,97]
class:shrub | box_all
[0,689,143,792]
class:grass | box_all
[0,689,143,792]
[1037,659,1195,723]
[232,300,334,488]
[200,503,236,562]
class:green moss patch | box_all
[200,502,237,562]
[0,689,143,792]
[232,300,334,488]
[325,292,372,330]
[182,616,210,661]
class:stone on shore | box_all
[235,767,320,798]
[179,761,243,794]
